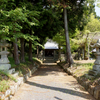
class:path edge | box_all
[57,62,100,100]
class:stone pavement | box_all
[12,65,96,100]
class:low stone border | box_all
[58,63,100,100]
[0,62,41,100]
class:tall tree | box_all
[64,7,73,65]
[0,3,39,64]
[48,0,95,66]
[20,38,25,62]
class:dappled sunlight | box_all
[12,64,95,100]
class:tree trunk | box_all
[37,45,39,58]
[88,41,89,60]
[84,44,87,60]
[84,33,89,60]
[29,40,32,61]
[78,48,81,60]
[64,8,74,66]
[78,49,80,60]
[20,38,25,63]
[58,44,61,61]
[13,38,20,65]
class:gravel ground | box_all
[12,65,96,100]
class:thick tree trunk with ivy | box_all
[29,40,32,61]
[64,8,74,66]
[13,38,20,65]
[20,38,25,62]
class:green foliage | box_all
[0,7,39,41]
[53,30,66,44]
[0,1,40,50]
[0,0,96,64]
[33,8,63,44]
[70,13,100,54]
[52,30,66,53]
[8,57,16,68]
[96,0,100,8]
[86,13,100,32]
[70,28,84,52]
[70,39,79,52]
[97,3,100,7]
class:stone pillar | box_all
[0,41,11,70]
[89,39,100,75]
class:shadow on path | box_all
[32,65,66,76]
[54,96,63,100]
[26,81,95,100]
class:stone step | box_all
[16,77,24,85]
[43,59,57,63]
[42,63,57,65]
[45,57,54,59]
[44,60,54,61]
[88,70,97,76]
[17,77,24,82]
[12,72,19,77]
[85,74,95,80]
[46,58,55,59]
[3,68,15,74]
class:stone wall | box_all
[0,61,41,100]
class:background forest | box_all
[0,0,100,66]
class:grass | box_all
[59,60,100,87]
[73,63,93,76]
[71,62,100,82]
[0,80,10,92]
[14,61,34,75]
[75,63,93,72]
[8,56,37,75]
[0,70,17,92]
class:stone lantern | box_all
[0,40,11,70]
[91,39,100,75]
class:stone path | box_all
[12,65,96,100]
